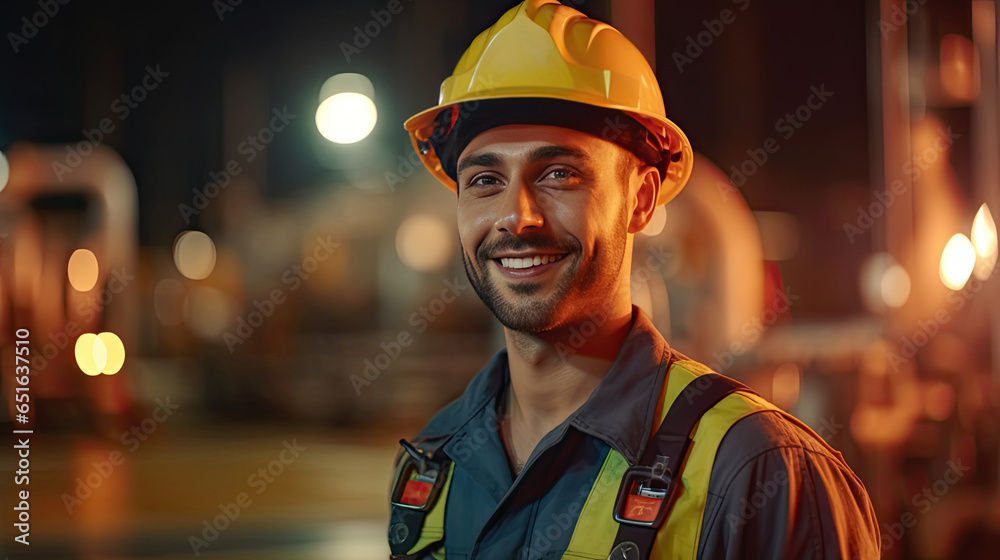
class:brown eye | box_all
[463,174,504,193]
[542,168,580,184]
[472,175,501,186]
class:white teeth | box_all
[499,254,565,269]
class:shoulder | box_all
[708,409,850,490]
[663,356,855,491]
[698,410,880,558]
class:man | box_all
[388,1,880,558]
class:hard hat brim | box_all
[404,93,693,206]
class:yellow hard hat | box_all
[404,0,693,205]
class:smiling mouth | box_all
[496,254,567,269]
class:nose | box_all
[494,178,543,235]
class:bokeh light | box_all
[67,249,100,292]
[971,203,997,280]
[75,332,125,375]
[0,149,9,193]
[316,92,378,144]
[860,252,911,313]
[173,231,217,280]
[395,213,452,272]
[97,332,125,375]
[880,263,911,308]
[75,333,105,376]
[939,233,976,291]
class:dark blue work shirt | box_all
[404,306,880,559]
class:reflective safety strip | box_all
[561,361,778,559]
[405,462,455,556]
[652,361,778,557]
[562,448,630,558]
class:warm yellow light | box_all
[173,231,217,280]
[880,264,911,308]
[972,203,998,280]
[395,214,452,272]
[93,337,107,370]
[861,252,909,313]
[67,249,100,292]
[97,332,125,375]
[939,234,976,290]
[75,333,104,376]
[641,205,667,237]
[0,149,9,193]
[316,92,377,144]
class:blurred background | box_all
[0,0,998,558]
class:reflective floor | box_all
[0,422,398,559]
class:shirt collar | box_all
[416,305,673,466]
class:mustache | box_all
[476,233,579,261]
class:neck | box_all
[503,301,635,436]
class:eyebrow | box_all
[456,145,590,177]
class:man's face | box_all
[455,124,635,333]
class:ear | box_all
[627,164,661,234]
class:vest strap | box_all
[609,373,756,560]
